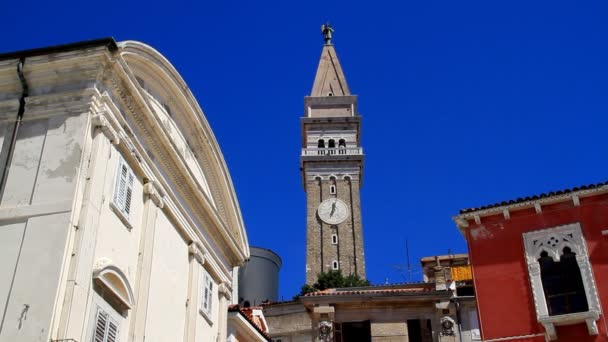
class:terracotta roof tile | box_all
[228,305,271,341]
[459,181,608,214]
[303,282,441,297]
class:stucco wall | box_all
[144,210,190,341]
[0,108,89,341]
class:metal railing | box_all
[301,147,363,156]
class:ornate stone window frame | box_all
[523,222,601,340]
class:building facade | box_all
[454,182,608,341]
[301,30,366,285]
[0,39,250,341]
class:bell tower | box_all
[302,25,366,285]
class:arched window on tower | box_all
[317,139,325,155]
[539,247,588,316]
[328,139,336,155]
[338,139,346,154]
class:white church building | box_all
[0,38,266,341]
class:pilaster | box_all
[129,181,162,341]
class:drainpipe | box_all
[0,57,28,198]
[454,299,463,342]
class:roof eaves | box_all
[0,37,118,61]
[454,181,608,225]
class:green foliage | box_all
[296,270,370,298]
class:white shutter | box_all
[93,308,120,342]
[208,280,213,314]
[94,310,107,342]
[106,318,119,342]
[114,158,135,218]
[200,269,214,318]
[114,163,128,209]
[124,172,134,215]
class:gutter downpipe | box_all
[0,56,28,336]
[454,297,464,342]
[0,57,28,198]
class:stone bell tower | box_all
[302,25,366,285]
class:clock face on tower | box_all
[317,198,349,225]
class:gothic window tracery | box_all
[522,223,600,340]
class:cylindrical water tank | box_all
[238,247,282,306]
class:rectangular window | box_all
[93,308,119,342]
[113,157,135,219]
[200,268,214,320]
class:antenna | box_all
[406,239,412,282]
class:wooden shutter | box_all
[207,280,213,314]
[94,308,120,342]
[201,270,214,317]
[106,318,119,342]
[94,310,108,342]
[114,158,135,218]
[114,163,128,210]
[124,171,134,215]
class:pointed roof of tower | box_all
[311,26,351,97]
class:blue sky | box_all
[3,0,607,300]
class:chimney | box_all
[434,256,447,290]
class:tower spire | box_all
[311,25,350,97]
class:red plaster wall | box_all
[466,195,608,341]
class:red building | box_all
[453,182,608,341]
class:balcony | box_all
[301,147,363,157]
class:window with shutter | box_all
[93,308,120,342]
[200,268,214,321]
[113,157,135,223]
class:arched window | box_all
[539,247,588,316]
[332,261,339,270]
[523,223,601,340]
[328,139,336,155]
[332,234,338,245]
[317,139,325,155]
[338,139,346,154]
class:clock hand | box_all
[330,201,336,216]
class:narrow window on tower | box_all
[329,185,336,194]
[338,139,346,154]
[318,139,325,155]
[332,234,338,245]
[332,261,339,270]
[328,139,336,155]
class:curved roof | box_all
[116,41,249,263]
